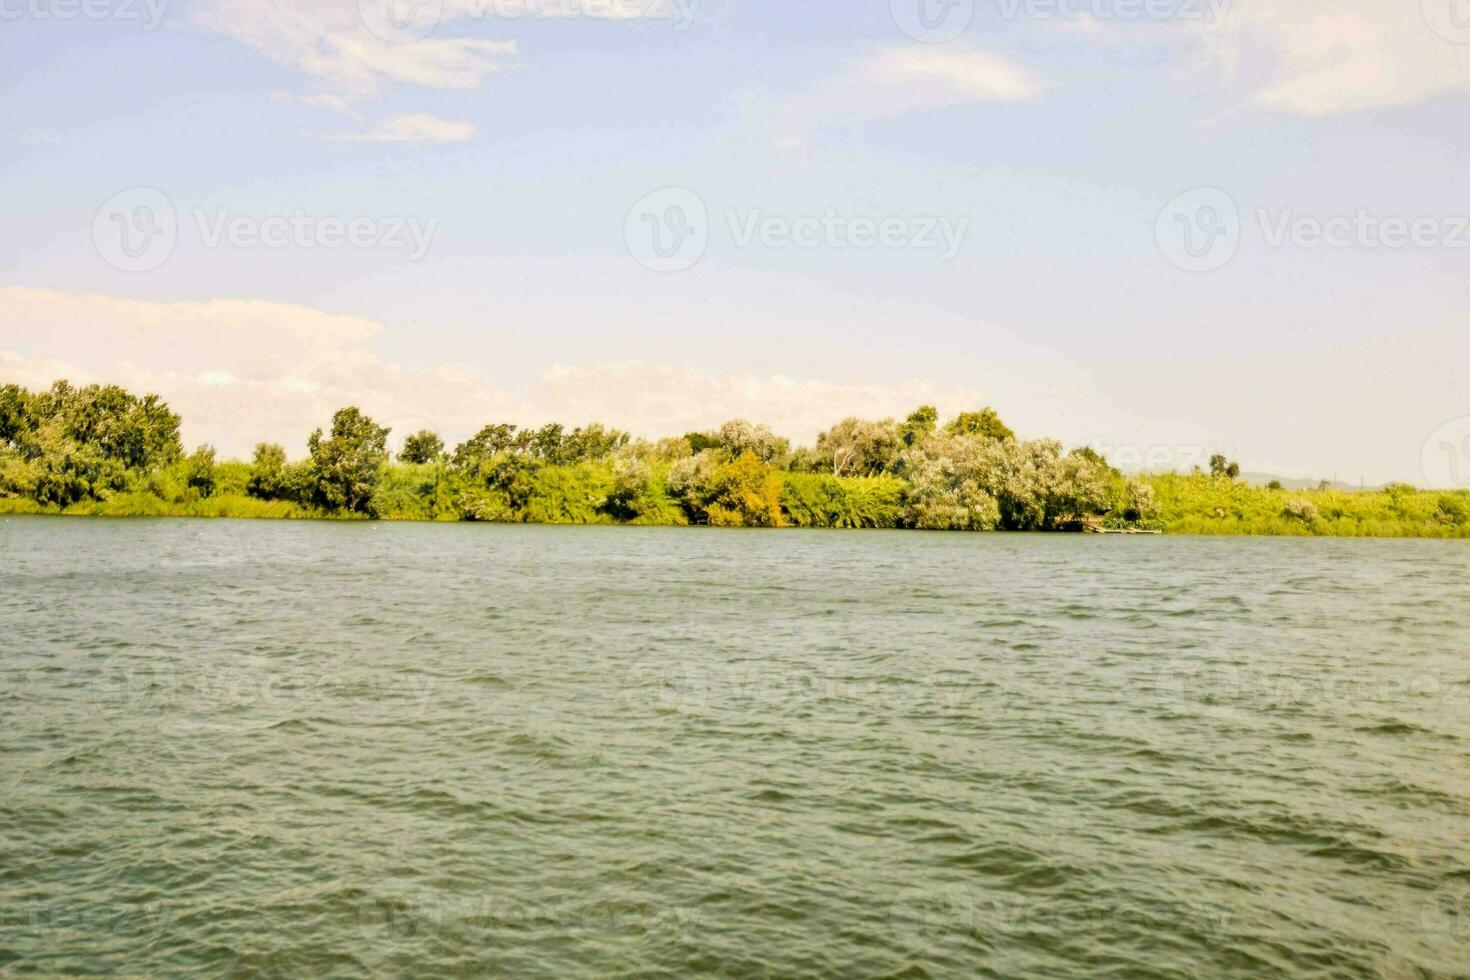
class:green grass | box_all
[1145,473,1470,538]
[0,492,323,520]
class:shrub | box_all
[780,473,905,528]
[1282,498,1319,523]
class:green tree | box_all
[899,405,938,447]
[0,384,35,446]
[901,434,1002,531]
[453,424,519,470]
[0,381,182,505]
[1210,454,1240,480]
[399,430,445,465]
[184,444,217,498]
[307,407,390,515]
[684,431,721,454]
[815,418,901,476]
[946,407,1015,442]
[718,419,788,465]
[247,443,291,499]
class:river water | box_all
[1,517,1467,977]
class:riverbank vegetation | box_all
[2,380,1466,537]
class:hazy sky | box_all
[2,0,1468,484]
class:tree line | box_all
[0,380,1173,531]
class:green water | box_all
[1,517,1467,977]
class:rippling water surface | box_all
[2,517,1468,977]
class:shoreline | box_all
[5,495,1468,539]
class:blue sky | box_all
[2,0,1469,485]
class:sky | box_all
[1,0,1468,486]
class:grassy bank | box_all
[5,467,1467,538]
[1149,474,1470,538]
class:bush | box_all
[1282,498,1319,523]
[780,473,905,528]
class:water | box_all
[1,517,1467,978]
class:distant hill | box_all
[1238,473,1381,492]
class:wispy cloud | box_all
[323,113,478,143]
[866,46,1043,104]
[771,44,1043,152]
[196,1,518,99]
[196,0,517,141]
[1063,0,1470,116]
[1223,1,1470,115]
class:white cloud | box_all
[771,44,1042,152]
[324,113,478,143]
[1069,0,1470,115]
[1221,1,1470,115]
[0,288,999,458]
[866,46,1043,104]
[196,0,518,100]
